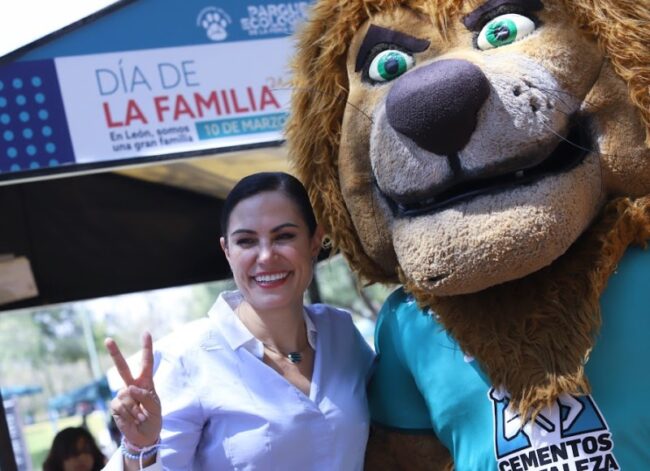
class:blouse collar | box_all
[208,290,317,358]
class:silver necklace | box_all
[235,302,309,364]
[262,343,309,364]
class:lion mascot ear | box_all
[570,0,650,195]
[288,0,649,469]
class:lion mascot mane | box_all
[288,0,650,469]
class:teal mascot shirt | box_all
[369,247,650,470]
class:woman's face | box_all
[221,191,323,313]
[62,437,94,471]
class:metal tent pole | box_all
[0,390,18,471]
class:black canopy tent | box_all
[0,170,229,311]
[0,142,291,311]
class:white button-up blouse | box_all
[104,290,375,470]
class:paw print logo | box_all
[197,7,232,42]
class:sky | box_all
[0,0,122,58]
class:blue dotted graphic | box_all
[0,60,75,175]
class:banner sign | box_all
[57,38,291,164]
[0,0,310,181]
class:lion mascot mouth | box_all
[288,0,649,469]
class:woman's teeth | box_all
[255,272,289,283]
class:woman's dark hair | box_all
[221,172,317,239]
[42,427,106,471]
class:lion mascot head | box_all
[288,0,649,468]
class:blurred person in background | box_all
[43,426,107,471]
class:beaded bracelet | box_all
[120,437,160,470]
[122,436,160,453]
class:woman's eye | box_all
[477,13,536,50]
[235,238,255,246]
[276,233,296,241]
[368,49,415,83]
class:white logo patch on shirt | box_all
[488,388,619,470]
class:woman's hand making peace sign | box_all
[105,333,162,450]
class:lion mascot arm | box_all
[364,292,452,470]
[364,427,452,471]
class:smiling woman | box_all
[102,172,376,471]
[219,174,322,319]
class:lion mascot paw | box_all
[288,0,650,469]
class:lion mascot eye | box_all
[368,49,415,82]
[477,13,536,50]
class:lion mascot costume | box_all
[287,0,649,469]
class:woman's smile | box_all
[253,271,291,287]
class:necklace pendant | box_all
[287,352,302,363]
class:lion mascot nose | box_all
[386,59,491,156]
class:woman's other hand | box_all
[105,332,162,448]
